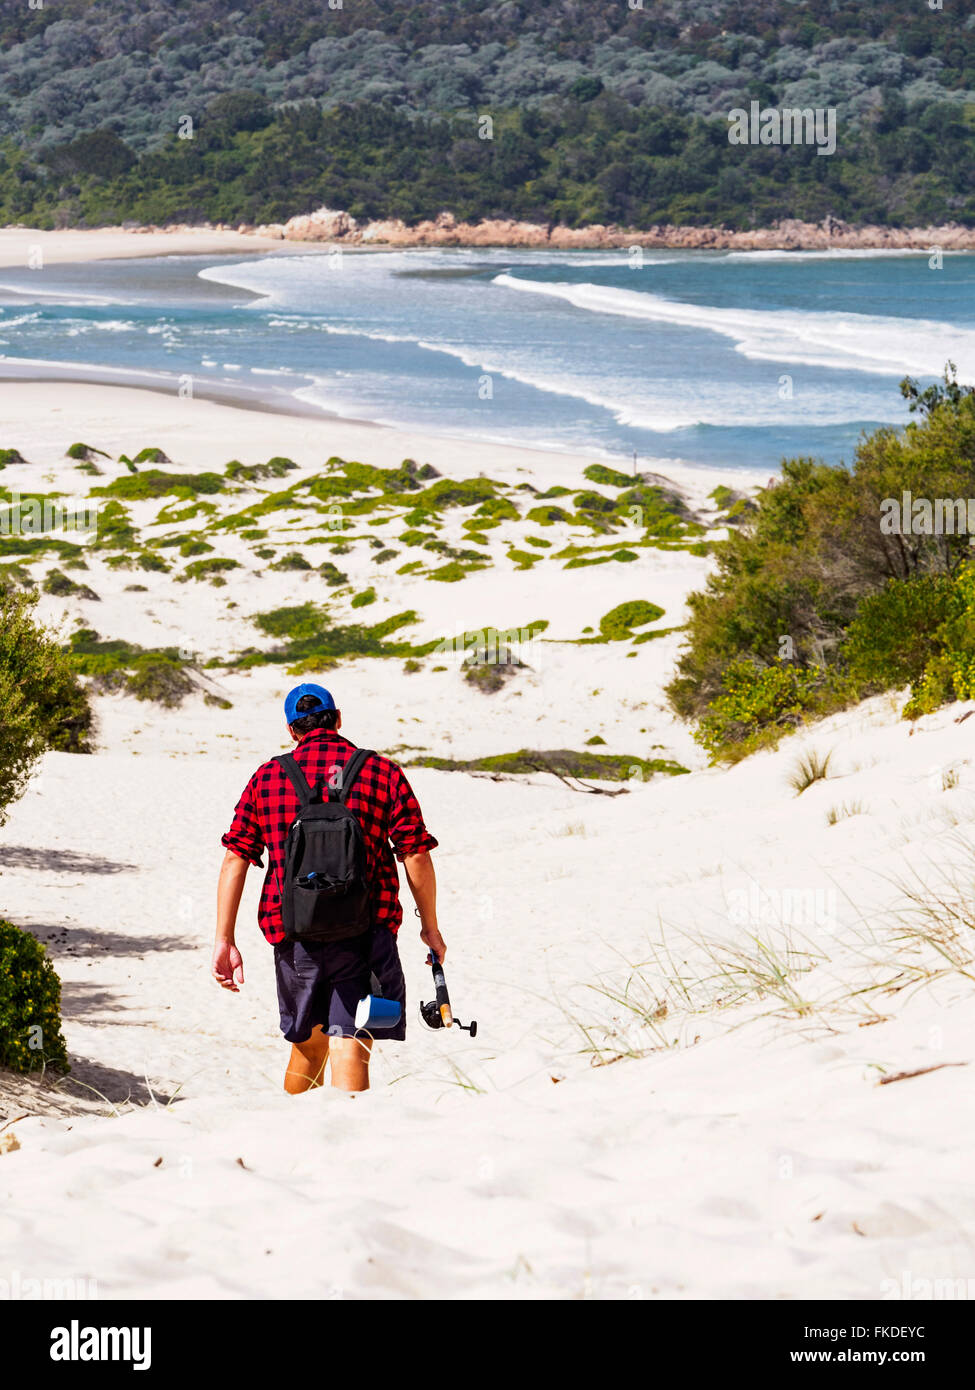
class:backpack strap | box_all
[275,752,318,808]
[330,747,374,804]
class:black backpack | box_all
[275,746,375,943]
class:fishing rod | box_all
[354,949,477,1038]
[420,951,477,1036]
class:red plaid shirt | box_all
[221,729,438,944]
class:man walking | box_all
[213,683,444,1094]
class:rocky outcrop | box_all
[246,208,975,251]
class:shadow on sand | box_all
[25,922,195,958]
[0,844,138,875]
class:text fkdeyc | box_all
[50,1321,151,1372]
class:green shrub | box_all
[415,478,498,509]
[507,548,538,569]
[92,470,224,501]
[179,539,214,558]
[843,575,953,692]
[695,660,833,762]
[0,448,25,466]
[318,561,348,586]
[427,561,488,582]
[1,593,92,808]
[126,659,196,707]
[66,629,198,707]
[669,374,975,747]
[475,498,519,521]
[180,557,240,582]
[351,586,376,608]
[0,562,35,592]
[598,600,665,640]
[463,650,523,693]
[407,749,688,780]
[615,485,700,538]
[573,490,616,513]
[527,505,570,526]
[270,551,312,571]
[0,921,69,1074]
[42,569,99,600]
[226,457,297,482]
[66,442,109,462]
[244,602,422,666]
[565,555,609,569]
[903,561,975,718]
[584,464,640,488]
[91,500,138,551]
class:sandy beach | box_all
[0,227,306,270]
[1,347,973,1301]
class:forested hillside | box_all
[0,0,972,229]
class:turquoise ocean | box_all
[0,246,972,473]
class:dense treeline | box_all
[1,90,972,230]
[667,370,975,762]
[0,0,972,228]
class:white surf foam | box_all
[493,273,975,378]
[722,248,964,261]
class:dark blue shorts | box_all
[273,927,407,1045]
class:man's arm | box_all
[212,848,248,992]
[403,851,446,963]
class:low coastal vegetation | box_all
[0,592,92,822]
[405,749,689,782]
[668,369,975,762]
[0,596,77,1081]
[65,629,209,708]
[0,920,70,1076]
[0,919,70,1076]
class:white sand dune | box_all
[1,384,973,1300]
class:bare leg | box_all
[284,1024,330,1094]
[327,1035,373,1093]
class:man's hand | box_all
[420,922,447,965]
[212,940,244,992]
[214,848,249,991]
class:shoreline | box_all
[0,377,769,514]
[0,216,973,269]
[0,364,770,490]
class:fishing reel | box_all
[419,998,477,1035]
[420,953,477,1036]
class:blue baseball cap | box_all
[284,682,336,725]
